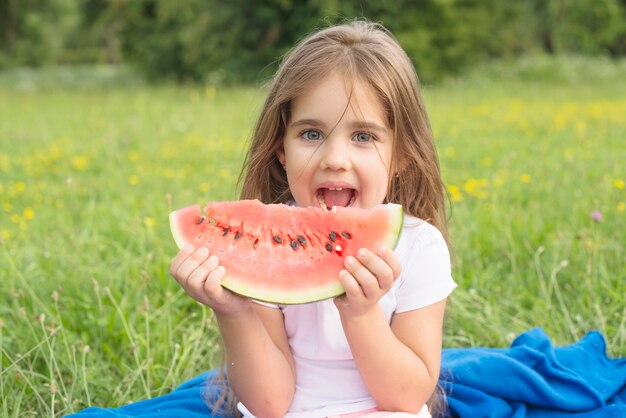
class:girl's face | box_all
[277,73,393,210]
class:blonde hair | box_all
[239,20,449,241]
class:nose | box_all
[319,136,352,171]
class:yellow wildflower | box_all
[129,175,140,185]
[144,217,155,228]
[463,178,489,199]
[199,182,210,193]
[617,202,625,212]
[219,168,230,179]
[447,185,463,202]
[14,182,26,193]
[72,155,90,171]
[520,174,532,183]
[23,207,34,220]
[614,179,625,190]
[127,151,141,162]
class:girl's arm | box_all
[170,246,295,417]
[340,299,446,412]
[335,247,447,412]
[216,304,296,418]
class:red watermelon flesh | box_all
[169,199,403,304]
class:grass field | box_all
[1,59,625,416]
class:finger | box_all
[203,265,226,296]
[169,244,195,277]
[349,250,392,294]
[185,254,220,292]
[173,247,210,283]
[338,268,364,301]
[377,246,402,279]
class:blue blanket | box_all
[66,328,626,418]
[440,328,626,417]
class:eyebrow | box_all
[290,118,388,134]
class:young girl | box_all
[170,20,456,418]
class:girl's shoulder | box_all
[399,214,446,250]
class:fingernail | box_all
[183,244,194,252]
[357,248,367,259]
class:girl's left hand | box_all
[334,246,402,316]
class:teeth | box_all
[317,193,326,210]
[328,187,343,191]
[348,195,355,206]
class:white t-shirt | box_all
[238,215,457,418]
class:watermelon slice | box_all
[169,200,403,304]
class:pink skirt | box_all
[327,405,431,418]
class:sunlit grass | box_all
[1,62,625,416]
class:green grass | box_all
[1,59,625,416]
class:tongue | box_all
[322,189,353,209]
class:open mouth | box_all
[317,187,356,211]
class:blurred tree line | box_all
[1,0,625,84]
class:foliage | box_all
[1,0,626,83]
[0,58,625,415]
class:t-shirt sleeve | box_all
[394,223,457,313]
[252,300,280,309]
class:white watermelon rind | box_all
[168,202,404,305]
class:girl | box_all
[170,20,456,418]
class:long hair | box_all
[239,20,449,242]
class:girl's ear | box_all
[276,147,286,167]
[392,154,408,178]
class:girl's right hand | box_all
[169,245,251,315]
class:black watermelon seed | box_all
[329,231,337,242]
[234,231,241,240]
[222,227,230,236]
[290,240,298,250]
[297,235,307,245]
[341,231,352,239]
[325,243,333,252]
[195,217,205,225]
[273,235,283,244]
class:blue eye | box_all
[354,132,373,143]
[302,130,322,141]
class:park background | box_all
[1,0,625,416]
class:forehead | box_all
[289,73,389,129]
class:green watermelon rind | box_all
[384,203,404,250]
[220,276,347,305]
[169,202,404,305]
